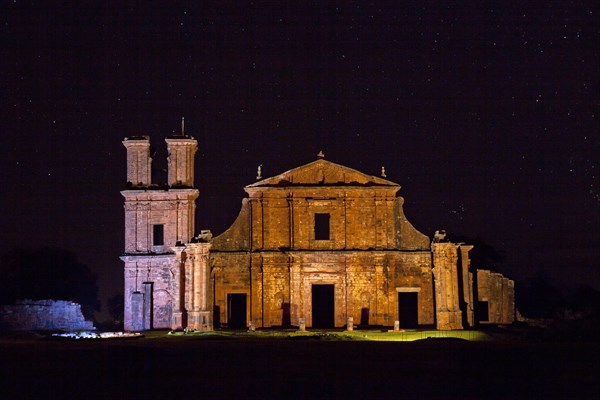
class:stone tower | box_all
[120,135,202,331]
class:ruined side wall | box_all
[0,300,94,331]
[477,269,515,324]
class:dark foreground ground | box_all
[0,330,598,400]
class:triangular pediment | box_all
[246,159,399,188]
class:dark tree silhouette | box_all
[0,247,100,318]
[517,271,565,318]
[566,285,600,318]
[451,235,506,270]
[107,292,124,323]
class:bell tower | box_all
[121,134,200,331]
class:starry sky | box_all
[1,2,598,317]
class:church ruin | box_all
[121,135,515,331]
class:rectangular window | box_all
[314,213,330,240]
[153,224,164,246]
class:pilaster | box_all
[185,242,212,331]
[432,242,463,330]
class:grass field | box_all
[0,328,598,399]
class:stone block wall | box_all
[122,190,198,253]
[0,300,95,331]
[242,187,428,252]
[122,254,176,331]
[210,250,433,329]
[477,269,515,324]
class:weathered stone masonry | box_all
[0,300,95,331]
[121,136,515,331]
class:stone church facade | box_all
[121,136,515,331]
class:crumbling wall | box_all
[477,269,515,324]
[0,300,95,331]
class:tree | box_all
[451,235,506,270]
[107,293,124,323]
[517,271,565,318]
[0,247,100,318]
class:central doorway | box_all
[312,284,334,328]
[227,293,247,328]
[397,292,419,329]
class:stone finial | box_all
[256,164,262,180]
[196,230,212,242]
[381,166,387,177]
[317,150,325,158]
[433,230,447,243]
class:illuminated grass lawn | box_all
[163,328,492,342]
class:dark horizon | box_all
[1,2,598,317]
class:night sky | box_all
[1,2,598,317]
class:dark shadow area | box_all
[213,306,221,329]
[475,301,489,322]
[518,272,565,318]
[0,247,100,319]
[282,302,291,327]
[1,332,599,400]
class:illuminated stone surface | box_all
[477,269,515,324]
[0,300,94,331]
[121,138,515,331]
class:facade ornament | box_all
[256,164,262,180]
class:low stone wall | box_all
[0,299,95,331]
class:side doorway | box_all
[227,293,247,329]
[397,291,419,329]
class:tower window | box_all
[314,213,330,240]
[153,224,164,246]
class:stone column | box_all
[170,246,186,330]
[374,264,385,326]
[289,261,301,327]
[432,242,463,330]
[459,245,474,327]
[186,242,212,331]
[250,254,263,327]
[373,253,387,325]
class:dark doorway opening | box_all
[476,300,489,323]
[360,308,370,326]
[312,284,334,328]
[398,292,419,329]
[227,293,247,328]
